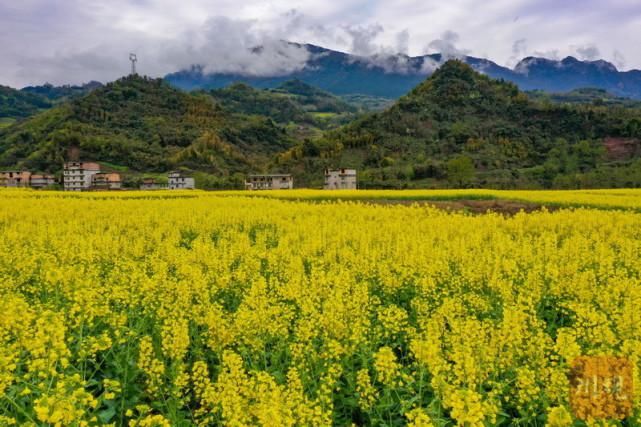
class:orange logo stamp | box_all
[569,356,633,421]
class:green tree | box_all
[446,155,475,187]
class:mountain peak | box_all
[165,43,641,100]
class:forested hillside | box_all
[0,75,295,187]
[280,61,641,189]
[3,63,641,190]
[0,85,52,120]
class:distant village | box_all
[0,162,358,191]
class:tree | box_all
[446,155,475,187]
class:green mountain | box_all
[3,63,641,190]
[21,81,103,102]
[281,60,641,189]
[526,88,641,108]
[209,80,359,134]
[0,82,102,128]
[0,85,52,121]
[0,75,295,187]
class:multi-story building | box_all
[245,174,294,190]
[324,168,357,190]
[63,162,101,191]
[168,172,195,190]
[140,178,167,190]
[0,171,32,187]
[91,173,122,190]
[30,174,56,189]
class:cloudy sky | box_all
[1,0,640,88]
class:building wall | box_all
[324,169,357,190]
[168,175,195,189]
[0,171,32,187]
[30,176,56,189]
[245,176,293,190]
[64,162,101,191]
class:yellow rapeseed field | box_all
[1,189,640,426]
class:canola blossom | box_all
[1,189,640,426]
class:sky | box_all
[1,0,641,88]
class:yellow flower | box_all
[374,346,401,388]
[547,406,573,427]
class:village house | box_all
[168,171,195,190]
[140,178,167,190]
[245,174,294,190]
[0,171,32,187]
[90,173,122,190]
[30,174,56,189]
[324,168,357,190]
[63,162,101,191]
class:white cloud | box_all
[1,0,641,87]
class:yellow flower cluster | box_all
[1,188,640,425]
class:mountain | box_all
[209,79,356,122]
[0,85,52,120]
[527,87,641,108]
[165,43,641,100]
[0,81,103,129]
[513,56,641,98]
[3,63,641,190]
[279,60,641,189]
[208,80,359,142]
[21,81,103,102]
[0,75,294,186]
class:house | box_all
[30,174,56,189]
[168,172,195,190]
[324,168,357,190]
[245,174,294,190]
[140,178,167,190]
[64,162,101,191]
[91,173,122,190]
[0,171,32,187]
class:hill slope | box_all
[0,75,294,183]
[0,82,103,127]
[165,43,641,100]
[281,61,641,189]
[208,80,359,139]
[0,85,52,120]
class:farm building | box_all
[168,172,195,190]
[245,174,293,190]
[30,174,56,189]
[91,173,122,190]
[324,168,357,190]
[64,162,101,191]
[0,171,32,187]
[140,178,167,190]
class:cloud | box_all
[395,29,410,55]
[2,0,641,87]
[343,23,385,56]
[574,45,600,61]
[163,16,311,76]
[425,31,470,60]
[508,38,528,67]
[613,50,626,69]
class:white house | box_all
[324,168,357,190]
[245,174,293,190]
[63,162,101,191]
[168,172,195,190]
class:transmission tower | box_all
[129,53,138,75]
